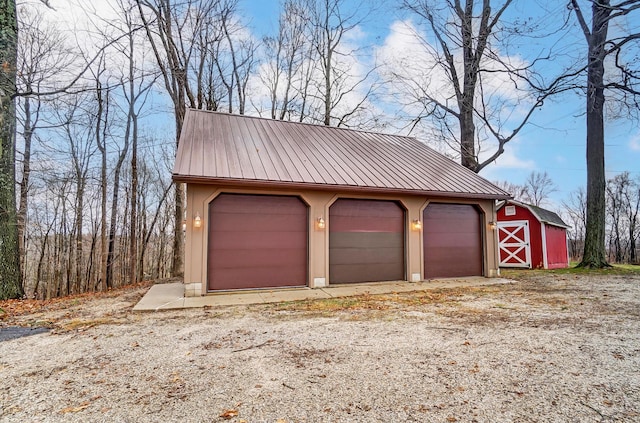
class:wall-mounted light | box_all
[182,220,187,232]
[488,221,497,231]
[194,212,202,228]
[411,219,422,231]
[316,217,325,230]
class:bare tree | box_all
[492,171,557,207]
[1,0,138,299]
[606,172,639,263]
[15,6,76,292]
[562,187,587,261]
[522,171,558,207]
[395,1,577,172]
[492,179,527,202]
[220,10,256,114]
[569,0,640,268]
[261,0,307,120]
[110,0,157,285]
[305,0,378,127]
[625,176,640,263]
[606,174,627,262]
[135,0,239,277]
[136,145,173,281]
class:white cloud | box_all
[494,149,536,169]
[479,143,536,182]
[630,133,640,151]
[376,20,529,113]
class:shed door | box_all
[423,203,483,278]
[498,220,532,268]
[208,194,307,291]
[329,199,405,284]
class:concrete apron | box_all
[133,278,515,312]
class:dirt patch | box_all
[1,273,639,422]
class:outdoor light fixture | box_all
[182,220,187,232]
[316,217,326,229]
[194,212,202,228]
[411,219,422,231]
[488,221,497,230]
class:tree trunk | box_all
[17,95,32,290]
[74,178,84,293]
[96,86,108,291]
[459,0,478,171]
[459,107,476,171]
[0,0,23,299]
[171,106,184,277]
[128,30,138,286]
[579,0,611,268]
[130,124,138,285]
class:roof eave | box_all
[172,174,511,200]
[540,220,572,229]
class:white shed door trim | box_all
[498,220,532,268]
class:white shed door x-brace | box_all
[498,220,532,268]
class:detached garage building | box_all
[173,110,510,296]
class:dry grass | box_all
[270,286,502,318]
[57,317,124,332]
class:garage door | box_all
[207,194,307,290]
[423,203,483,278]
[329,199,405,284]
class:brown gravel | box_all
[1,272,639,422]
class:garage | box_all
[423,203,483,278]
[329,199,405,284]
[176,111,510,295]
[207,194,308,291]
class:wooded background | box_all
[2,0,638,299]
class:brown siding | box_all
[208,194,307,290]
[423,203,483,278]
[329,199,405,283]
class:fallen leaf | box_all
[59,402,90,414]
[276,419,287,423]
[446,417,457,422]
[220,409,238,419]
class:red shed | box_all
[497,200,570,269]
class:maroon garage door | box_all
[329,199,405,284]
[208,194,308,291]
[423,203,483,278]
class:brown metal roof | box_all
[173,109,510,199]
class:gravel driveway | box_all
[1,272,639,422]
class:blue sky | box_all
[239,0,640,209]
